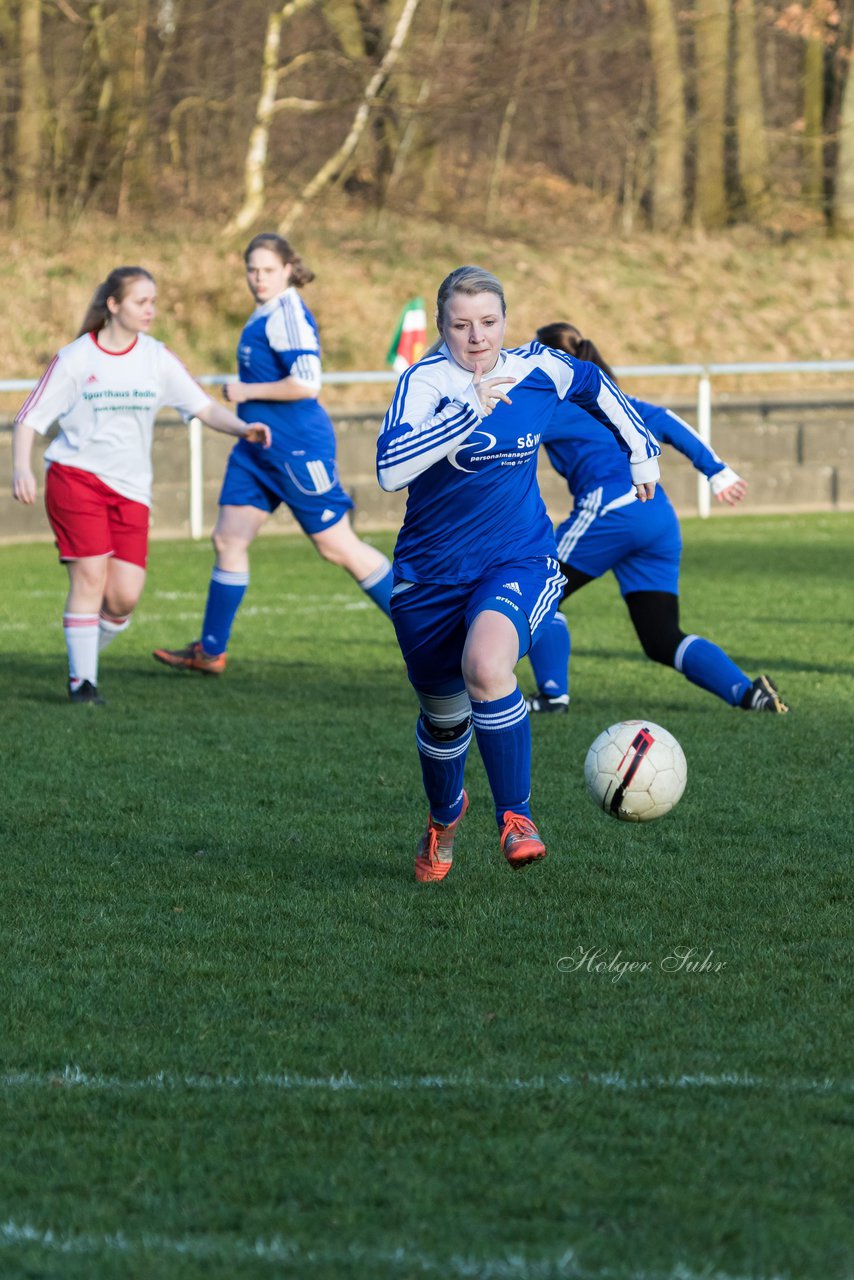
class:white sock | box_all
[99,611,131,652]
[63,613,100,688]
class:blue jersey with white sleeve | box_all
[231,286,335,463]
[543,393,738,506]
[377,342,660,584]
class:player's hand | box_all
[243,424,272,448]
[472,361,515,416]
[634,481,656,503]
[715,478,748,506]
[223,380,249,405]
[12,467,37,504]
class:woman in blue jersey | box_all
[377,268,661,882]
[153,233,393,675]
[525,322,788,715]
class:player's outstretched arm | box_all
[222,377,317,405]
[637,400,746,505]
[195,400,272,447]
[11,422,38,504]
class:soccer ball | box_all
[584,720,687,822]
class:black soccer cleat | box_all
[68,679,105,705]
[525,692,570,715]
[741,674,788,714]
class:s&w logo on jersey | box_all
[501,582,522,595]
[447,430,497,473]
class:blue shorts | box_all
[554,488,682,597]
[390,558,565,695]
[219,442,354,536]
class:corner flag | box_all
[386,297,427,373]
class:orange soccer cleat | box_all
[152,641,227,676]
[414,790,469,883]
[500,811,547,869]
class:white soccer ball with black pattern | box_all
[584,720,687,822]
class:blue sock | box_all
[415,715,471,824]
[359,555,393,618]
[528,612,570,698]
[201,567,249,656]
[675,634,751,706]
[470,686,532,825]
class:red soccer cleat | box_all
[152,640,226,676]
[500,811,547,869]
[414,791,470,883]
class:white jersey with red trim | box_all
[16,331,210,506]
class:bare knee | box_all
[102,591,140,619]
[212,528,254,568]
[74,562,107,594]
[67,559,109,611]
[311,518,375,574]
[313,536,347,567]
[462,649,512,702]
[103,564,146,618]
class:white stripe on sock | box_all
[673,634,699,673]
[63,614,99,685]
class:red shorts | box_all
[45,462,150,568]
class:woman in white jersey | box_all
[376,265,660,882]
[12,266,270,705]
[151,232,393,677]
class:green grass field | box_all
[0,514,851,1280]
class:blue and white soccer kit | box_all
[529,392,753,707]
[544,395,738,595]
[198,288,391,657]
[377,342,661,824]
[219,288,353,534]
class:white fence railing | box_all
[4,361,854,534]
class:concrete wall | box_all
[2,394,853,545]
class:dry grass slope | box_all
[2,203,852,394]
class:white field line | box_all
[0,1221,792,1279]
[1,1066,851,1095]
[20,589,372,615]
[138,602,372,624]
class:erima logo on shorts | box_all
[501,581,522,594]
[496,596,520,613]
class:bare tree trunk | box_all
[379,0,453,218]
[642,0,686,230]
[116,0,151,216]
[279,0,422,235]
[485,0,540,228]
[324,0,415,203]
[831,13,854,234]
[70,2,121,217]
[693,0,729,229]
[803,1,825,211]
[733,0,769,221]
[322,0,367,61]
[13,0,44,227]
[225,0,319,239]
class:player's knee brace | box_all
[417,688,472,741]
[419,712,471,742]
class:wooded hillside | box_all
[3,0,853,237]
